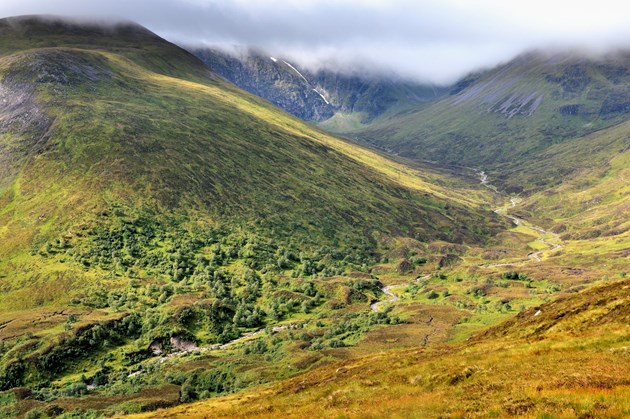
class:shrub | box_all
[328,339,345,348]
[24,409,47,419]
[425,290,439,299]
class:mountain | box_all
[1,15,627,419]
[189,47,446,122]
[339,50,630,190]
[0,16,505,416]
[0,16,498,252]
[330,50,630,254]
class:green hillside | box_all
[326,50,629,264]
[334,51,630,190]
[1,15,627,419]
[0,16,506,416]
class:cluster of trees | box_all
[502,271,529,280]
[4,206,399,404]
[0,314,143,391]
[39,208,376,284]
[168,366,239,402]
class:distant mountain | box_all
[340,50,630,190]
[330,50,630,249]
[189,47,446,122]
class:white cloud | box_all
[2,0,630,83]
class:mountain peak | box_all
[1,14,152,37]
[0,15,216,81]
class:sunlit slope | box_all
[329,49,629,266]
[0,16,503,311]
[133,279,630,418]
[513,121,629,268]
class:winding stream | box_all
[370,285,400,312]
[476,169,562,265]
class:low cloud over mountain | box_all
[3,0,630,83]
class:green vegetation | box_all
[0,16,508,416]
[327,51,630,194]
[322,49,629,297]
[0,16,628,418]
[129,279,630,418]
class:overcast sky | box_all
[2,0,630,83]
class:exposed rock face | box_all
[148,340,162,355]
[0,58,53,187]
[449,51,630,121]
[148,336,198,355]
[189,47,445,122]
[193,48,334,121]
[170,336,197,352]
[600,88,630,116]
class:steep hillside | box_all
[131,279,630,418]
[190,47,445,122]
[343,50,630,189]
[515,120,629,244]
[0,16,505,416]
[0,16,501,258]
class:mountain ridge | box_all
[190,46,446,122]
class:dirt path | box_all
[420,314,436,346]
[416,274,432,283]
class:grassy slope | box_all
[332,51,630,187]
[0,16,514,415]
[133,279,630,418]
[514,121,630,271]
[456,118,630,280]
[1,17,625,418]
[0,16,504,310]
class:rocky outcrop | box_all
[193,48,334,121]
[189,47,444,122]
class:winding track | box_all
[371,275,432,312]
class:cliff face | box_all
[190,47,445,122]
[193,48,334,121]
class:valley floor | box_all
[3,157,626,418]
